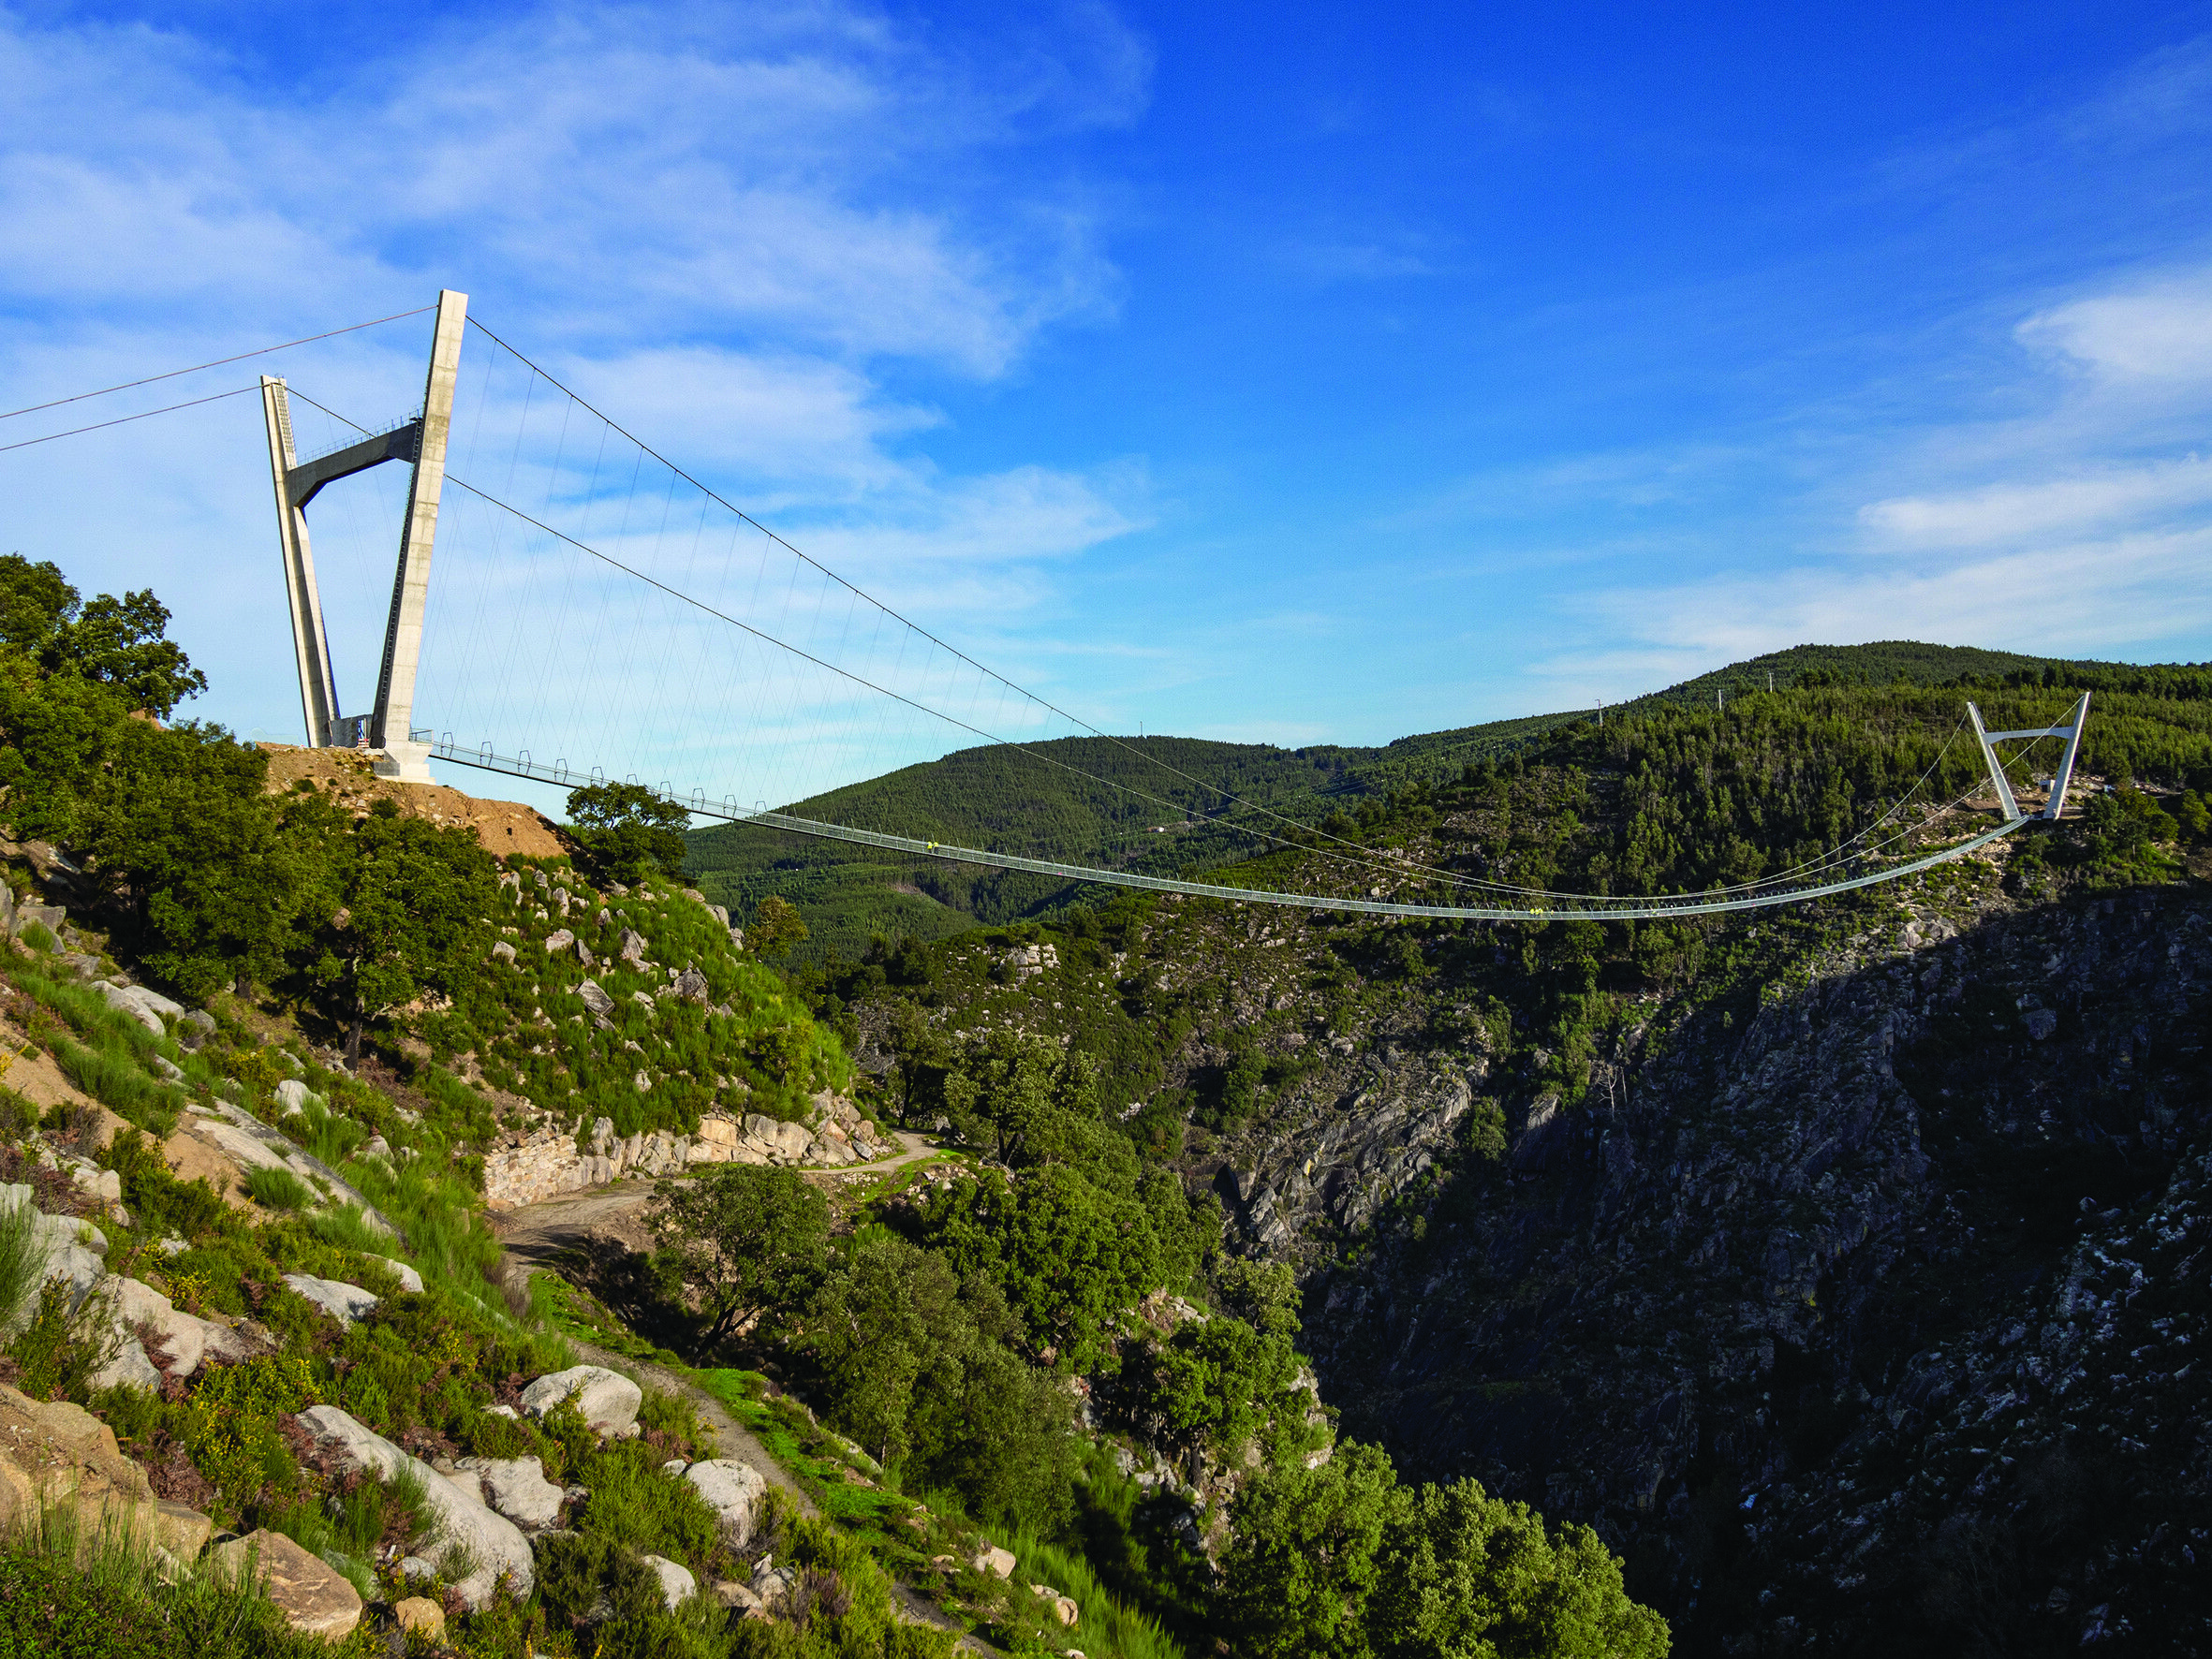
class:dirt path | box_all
[494,1130,946,1264]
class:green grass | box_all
[997,1518,1187,1659]
[304,1203,404,1262]
[0,1506,358,1658]
[53,1037,183,1138]
[0,1194,50,1336]
[17,919,56,952]
[265,1463,433,1599]
[242,1165,313,1211]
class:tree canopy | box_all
[298,800,497,1062]
[647,1163,830,1347]
[565,781,691,885]
[0,554,206,716]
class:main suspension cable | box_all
[0,306,434,423]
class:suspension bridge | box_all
[4,289,2092,922]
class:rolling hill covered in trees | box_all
[687,641,2154,962]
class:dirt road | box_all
[494,1129,945,1269]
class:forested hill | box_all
[686,639,2192,961]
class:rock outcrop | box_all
[1283,888,2212,1653]
[0,1383,161,1544]
[293,1404,534,1609]
[479,1093,886,1208]
[683,1459,767,1547]
[207,1529,362,1643]
[520,1365,642,1436]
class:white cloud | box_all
[1860,455,2212,548]
[1560,526,2212,689]
[2017,272,2212,385]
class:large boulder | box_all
[683,1460,767,1547]
[0,1190,109,1324]
[110,1276,212,1377]
[154,1498,213,1557]
[520,1365,641,1436]
[282,1273,379,1327]
[0,1383,159,1546]
[208,1530,362,1643]
[456,1455,564,1530]
[92,981,165,1035]
[293,1405,533,1610]
[273,1079,314,1116]
[641,1553,698,1610]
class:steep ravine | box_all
[1229,886,2210,1655]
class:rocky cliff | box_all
[1241,879,2209,1656]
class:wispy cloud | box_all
[1277,240,1436,284]
[1860,454,2212,548]
[2017,272,2212,387]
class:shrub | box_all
[103,1128,228,1241]
[7,1277,120,1399]
[0,1193,49,1337]
[243,1166,313,1212]
[574,1439,722,1568]
[535,1531,669,1632]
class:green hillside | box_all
[685,641,2148,962]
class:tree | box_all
[54,590,207,716]
[922,1164,1161,1370]
[1216,1255,1303,1336]
[73,721,317,999]
[802,1233,1075,1522]
[881,1000,959,1130]
[936,1025,1099,1166]
[746,895,808,961]
[564,782,690,885]
[1140,1311,1311,1461]
[647,1163,829,1347]
[0,556,206,716]
[1217,1442,1403,1659]
[0,556,76,653]
[803,1233,960,1467]
[297,800,495,1064]
[1366,1478,1671,1659]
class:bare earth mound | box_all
[259,744,572,859]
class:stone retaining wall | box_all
[480,1094,886,1210]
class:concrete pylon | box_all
[258,376,341,747]
[255,289,466,777]
[369,287,466,779]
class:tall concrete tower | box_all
[258,288,465,783]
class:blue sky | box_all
[4,0,2211,803]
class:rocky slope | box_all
[845,817,2211,1654]
[1285,873,2209,1654]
